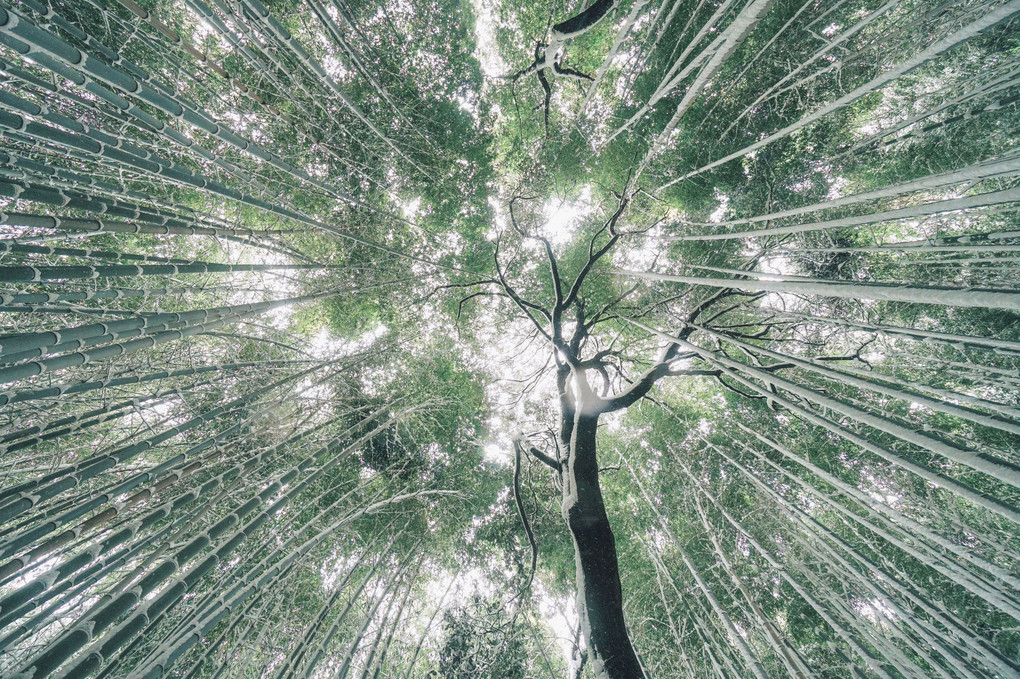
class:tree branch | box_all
[513,441,539,595]
[526,444,562,472]
[493,236,554,344]
[561,193,630,312]
[553,62,594,81]
[552,0,618,38]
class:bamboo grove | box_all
[0,0,1017,677]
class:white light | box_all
[484,442,509,463]
[709,191,729,223]
[469,0,508,78]
[541,186,593,245]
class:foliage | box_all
[0,0,1018,677]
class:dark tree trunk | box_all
[553,0,618,37]
[562,408,646,679]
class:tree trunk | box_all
[561,400,646,678]
[661,0,1020,188]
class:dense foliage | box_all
[0,0,1018,677]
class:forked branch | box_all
[506,0,620,127]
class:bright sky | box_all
[541,186,594,245]
[470,0,508,78]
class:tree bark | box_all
[561,389,646,678]
[659,0,1020,188]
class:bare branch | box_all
[562,193,631,312]
[512,441,539,596]
[553,63,594,81]
[493,235,554,343]
[526,444,562,472]
[456,291,500,321]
